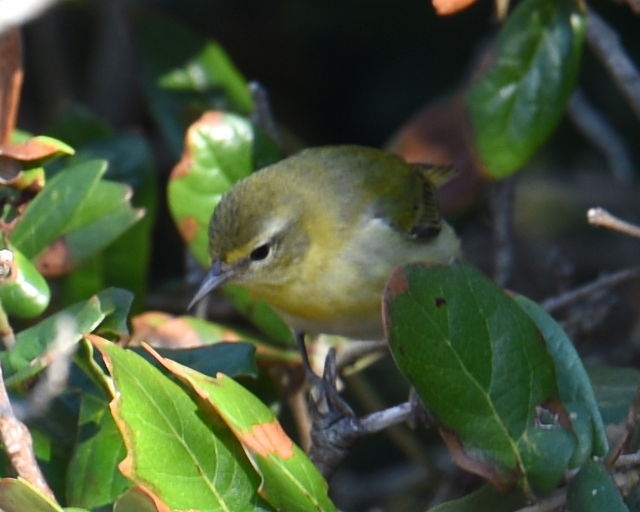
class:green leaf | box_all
[46,104,113,147]
[587,365,640,426]
[66,394,130,508]
[0,477,63,512]
[137,343,259,379]
[383,262,573,493]
[2,288,133,386]
[148,347,336,512]
[113,486,169,512]
[514,295,608,464]
[168,111,278,266]
[10,160,106,259]
[92,337,268,512]
[139,16,253,157]
[466,0,586,178]
[59,134,157,311]
[427,484,526,512]
[567,461,630,512]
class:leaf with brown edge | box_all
[0,477,63,512]
[113,486,171,512]
[145,344,337,512]
[432,0,480,16]
[0,136,74,162]
[167,110,279,266]
[383,261,578,495]
[89,335,267,512]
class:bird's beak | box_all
[187,261,230,311]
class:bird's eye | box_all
[249,244,271,261]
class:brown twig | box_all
[586,8,640,121]
[0,360,54,498]
[541,265,640,312]
[588,207,640,239]
[567,90,634,182]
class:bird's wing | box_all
[408,164,455,240]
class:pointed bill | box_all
[187,261,229,310]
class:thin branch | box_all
[359,401,412,433]
[567,90,634,182]
[588,207,640,239]
[587,8,640,121]
[0,357,53,498]
[614,450,640,468]
[541,265,640,312]
[491,178,516,287]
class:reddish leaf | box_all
[433,0,480,16]
[387,94,485,215]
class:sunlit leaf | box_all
[113,486,170,512]
[91,336,269,511]
[66,394,130,508]
[2,288,133,386]
[0,477,63,512]
[10,160,106,260]
[147,345,336,512]
[168,111,279,266]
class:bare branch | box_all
[541,265,640,312]
[0,357,53,498]
[491,178,516,287]
[587,8,640,121]
[588,207,640,239]
[567,90,634,182]
[359,401,413,433]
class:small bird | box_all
[189,145,460,341]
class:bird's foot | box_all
[306,348,362,477]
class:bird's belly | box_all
[247,220,459,340]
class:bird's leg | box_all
[294,331,356,423]
[295,331,362,476]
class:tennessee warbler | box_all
[189,145,460,340]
